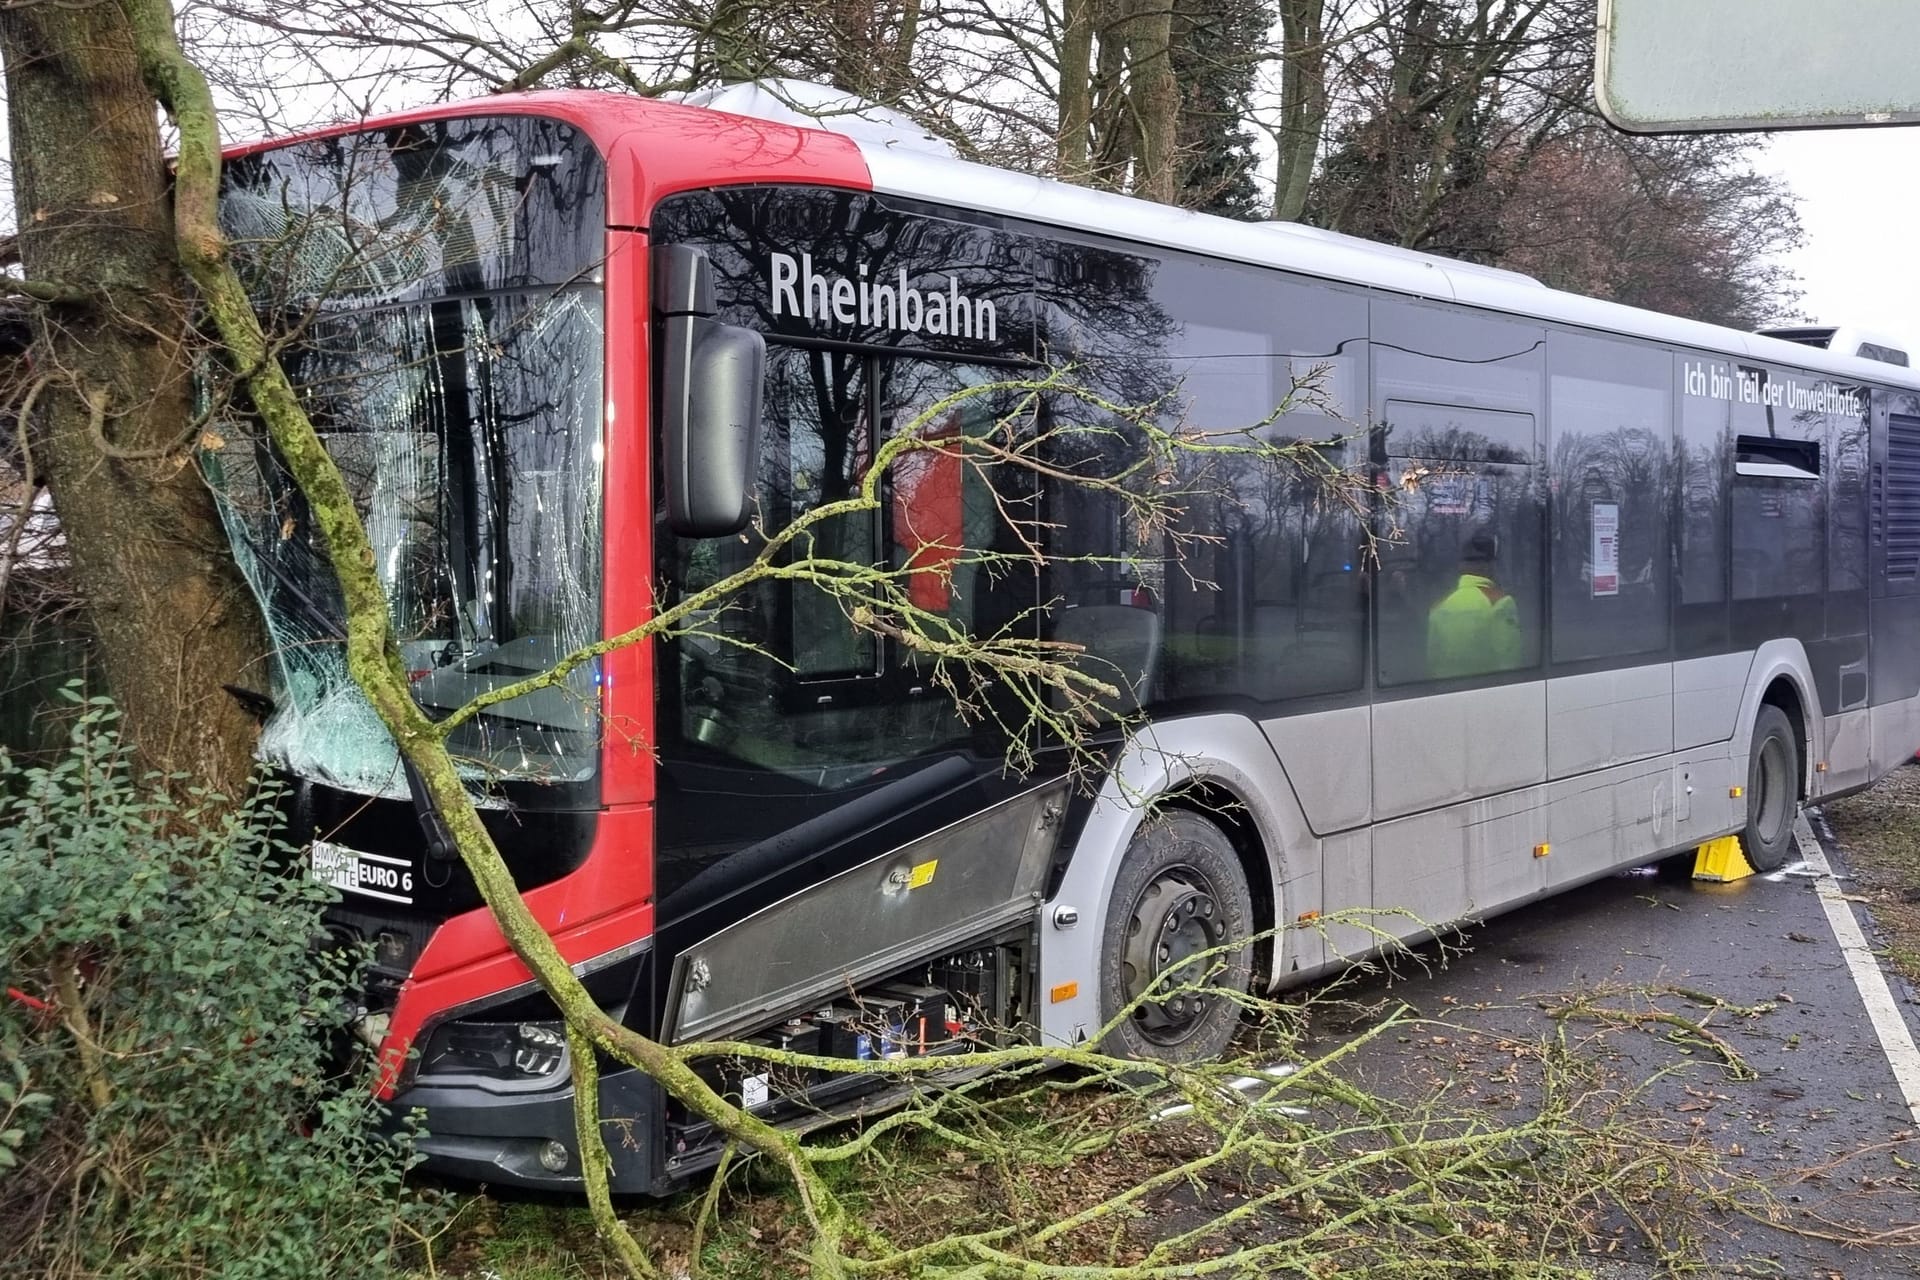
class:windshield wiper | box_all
[228,524,346,643]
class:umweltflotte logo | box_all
[770,252,998,342]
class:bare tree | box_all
[1310,0,1564,256]
[0,0,268,796]
[1269,0,1331,220]
[1496,128,1805,328]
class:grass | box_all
[405,1159,856,1279]
[1818,760,1920,984]
[412,1197,614,1280]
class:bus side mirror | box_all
[655,244,765,537]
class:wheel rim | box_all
[1754,733,1792,843]
[1120,868,1230,1046]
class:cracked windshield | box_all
[205,116,606,796]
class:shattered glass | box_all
[207,116,606,799]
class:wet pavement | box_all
[1303,815,1920,1277]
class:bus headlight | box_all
[417,1019,568,1084]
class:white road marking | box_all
[1794,817,1920,1125]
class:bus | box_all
[207,85,1920,1195]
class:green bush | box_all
[0,698,444,1279]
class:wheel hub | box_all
[1121,872,1227,1041]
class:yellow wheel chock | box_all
[1692,834,1756,883]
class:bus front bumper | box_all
[390,1063,665,1194]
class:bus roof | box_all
[854,136,1920,392]
[231,85,1920,393]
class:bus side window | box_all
[1545,336,1672,665]
[1675,375,1730,656]
[1375,402,1542,687]
[1730,396,1825,602]
[879,359,1038,658]
[770,346,881,680]
[1034,384,1163,719]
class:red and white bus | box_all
[209,86,1920,1194]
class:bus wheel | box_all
[1098,811,1254,1064]
[1742,705,1801,872]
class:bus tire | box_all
[1097,810,1254,1064]
[1742,705,1801,872]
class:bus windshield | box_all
[207,116,606,798]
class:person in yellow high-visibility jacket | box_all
[1427,527,1523,680]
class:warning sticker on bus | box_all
[1426,476,1474,516]
[310,839,415,905]
[1591,502,1620,597]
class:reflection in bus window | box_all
[1730,378,1825,602]
[1377,403,1541,686]
[1038,243,1370,708]
[883,361,1028,636]
[1829,397,1870,595]
[666,349,1035,793]
[774,347,879,679]
[1547,343,1671,665]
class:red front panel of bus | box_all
[366,107,875,1092]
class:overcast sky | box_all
[1765,126,1920,350]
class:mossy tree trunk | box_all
[0,0,266,797]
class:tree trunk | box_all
[1056,0,1096,182]
[707,0,760,83]
[1089,0,1134,188]
[1273,0,1327,221]
[889,0,922,100]
[827,0,874,96]
[0,0,266,797]
[1127,0,1180,203]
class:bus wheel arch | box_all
[1760,677,1811,801]
[1096,807,1256,1063]
[1160,781,1279,984]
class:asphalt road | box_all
[1301,814,1920,1277]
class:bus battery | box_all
[929,949,1004,1024]
[760,1018,824,1084]
[689,1049,764,1110]
[690,1052,730,1098]
[731,1037,777,1111]
[855,995,910,1058]
[819,1003,878,1061]
[873,983,950,1054]
[821,997,909,1059]
[763,1018,821,1057]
